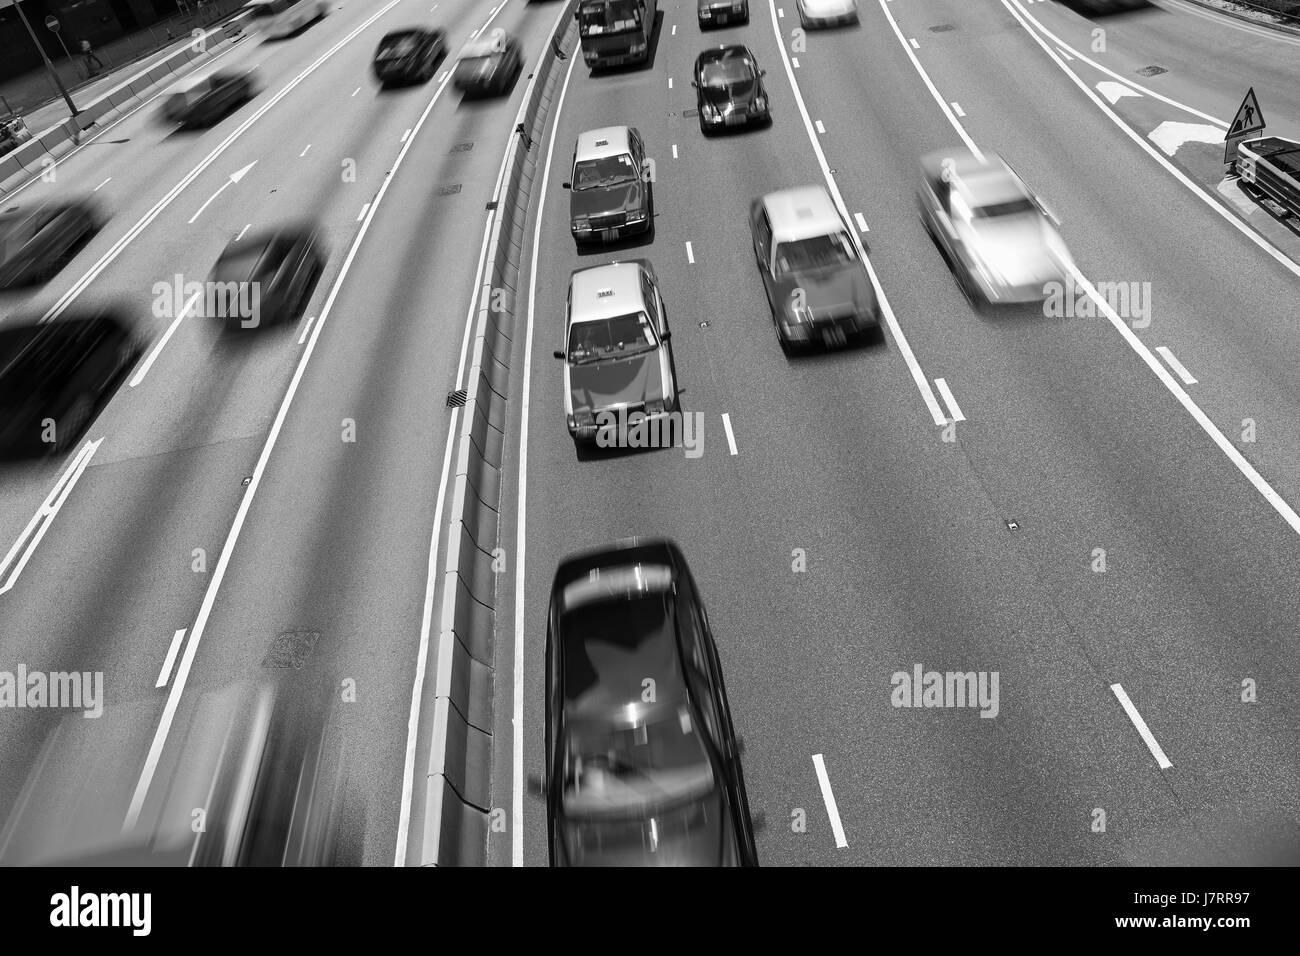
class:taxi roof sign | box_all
[1228,87,1266,138]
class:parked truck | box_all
[575,0,657,69]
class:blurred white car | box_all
[919,147,1074,306]
[796,0,857,27]
[244,0,329,40]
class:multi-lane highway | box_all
[1,0,1299,867]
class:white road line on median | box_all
[1156,346,1197,385]
[155,629,187,689]
[0,439,102,597]
[514,31,581,869]
[235,223,251,241]
[93,177,111,192]
[1000,0,1300,281]
[1110,683,1172,770]
[811,754,849,848]
[814,119,825,134]
[935,377,965,422]
[130,291,202,388]
[950,101,965,117]
[357,202,371,221]
[768,0,948,427]
[297,314,317,345]
[685,240,695,263]
[300,144,312,156]
[124,31,459,836]
[721,414,738,455]
[43,0,404,326]
[854,212,869,233]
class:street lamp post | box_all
[12,1,79,117]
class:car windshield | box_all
[561,707,716,819]
[774,231,855,273]
[378,34,420,57]
[970,196,1037,219]
[566,312,656,362]
[578,0,640,33]
[572,154,638,190]
[700,55,754,89]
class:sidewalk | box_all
[0,0,246,130]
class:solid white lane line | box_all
[935,377,965,422]
[0,440,102,596]
[1110,683,1172,770]
[1156,346,1197,385]
[721,413,738,455]
[950,101,965,117]
[130,291,202,387]
[155,629,187,688]
[43,0,403,325]
[1000,0,1300,281]
[812,754,849,848]
[854,212,869,232]
[125,36,462,836]
[357,202,371,221]
[514,28,581,870]
[767,0,948,427]
[297,314,317,345]
[1055,45,1073,61]
[93,177,111,192]
[685,241,695,263]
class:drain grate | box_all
[929,23,955,32]
[438,183,462,196]
[446,388,468,408]
[262,630,319,669]
[1136,65,1167,77]
[451,141,474,152]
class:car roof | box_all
[696,44,755,68]
[575,126,633,161]
[567,261,648,323]
[460,34,512,57]
[760,186,844,243]
[920,147,1027,205]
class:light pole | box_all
[12,1,79,117]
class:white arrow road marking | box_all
[1147,121,1225,157]
[1096,80,1139,105]
[187,161,257,224]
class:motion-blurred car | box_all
[0,198,101,288]
[796,0,857,27]
[372,27,447,85]
[692,45,769,134]
[245,0,330,40]
[697,0,748,28]
[750,185,879,351]
[208,224,326,330]
[563,126,653,246]
[554,260,678,446]
[918,147,1073,306]
[453,30,524,96]
[544,538,759,866]
[0,309,141,460]
[160,68,259,128]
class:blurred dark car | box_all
[697,0,748,28]
[208,224,326,330]
[692,45,769,135]
[563,125,654,246]
[373,28,447,86]
[0,199,101,288]
[544,539,759,866]
[160,69,259,128]
[452,30,524,96]
[0,309,142,460]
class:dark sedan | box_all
[0,199,101,289]
[452,31,524,96]
[544,539,759,867]
[0,309,142,461]
[160,69,259,129]
[692,45,770,135]
[373,28,447,86]
[208,224,326,331]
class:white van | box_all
[245,0,329,40]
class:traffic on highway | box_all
[1,0,1299,878]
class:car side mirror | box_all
[759,69,767,77]
[553,349,565,360]
[561,182,572,190]
[690,80,698,88]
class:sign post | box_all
[44,15,81,79]
[1225,87,1266,168]
[13,2,78,117]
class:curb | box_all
[419,0,579,867]
[0,18,246,196]
[1165,0,1300,35]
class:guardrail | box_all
[418,0,580,867]
[1170,0,1300,34]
